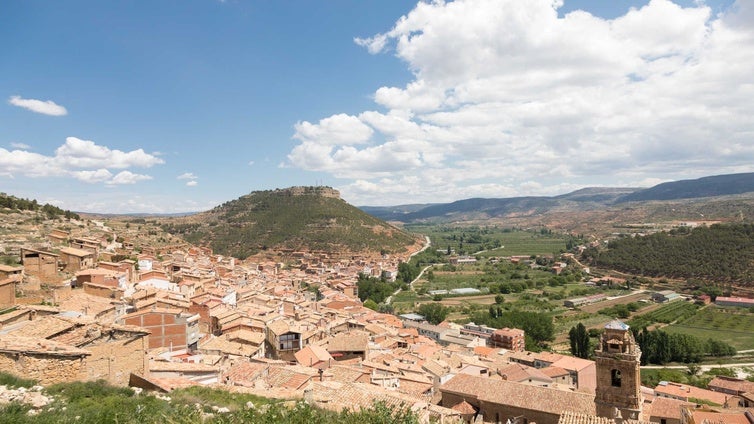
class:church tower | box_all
[594,320,642,420]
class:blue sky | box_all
[2,0,750,213]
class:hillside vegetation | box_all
[0,374,418,424]
[0,192,80,220]
[585,223,754,283]
[161,187,419,259]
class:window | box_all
[611,369,622,387]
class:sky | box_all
[2,0,752,213]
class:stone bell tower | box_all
[594,320,642,421]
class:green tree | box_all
[416,303,450,325]
[568,323,591,359]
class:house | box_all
[120,308,200,350]
[70,236,100,255]
[715,296,754,308]
[0,335,90,385]
[0,315,150,386]
[490,327,525,351]
[0,278,17,308]
[325,331,369,361]
[0,264,23,281]
[707,376,754,397]
[294,344,333,369]
[47,229,69,245]
[59,247,95,273]
[20,248,59,283]
[652,290,681,303]
[654,381,733,407]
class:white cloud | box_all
[288,0,754,206]
[177,172,197,180]
[293,113,373,145]
[8,95,68,116]
[10,142,31,149]
[106,171,153,185]
[186,180,198,187]
[72,169,113,183]
[0,137,163,186]
[56,137,164,169]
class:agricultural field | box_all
[664,305,754,350]
[628,300,699,329]
[405,225,571,257]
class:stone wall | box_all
[0,352,85,385]
[79,332,149,386]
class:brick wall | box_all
[124,312,187,350]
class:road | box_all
[385,236,432,305]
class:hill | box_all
[359,173,754,228]
[160,186,420,260]
[585,223,754,284]
[615,172,754,203]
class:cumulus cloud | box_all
[10,142,31,149]
[72,169,113,184]
[56,137,164,169]
[177,172,197,180]
[288,0,754,205]
[0,137,162,186]
[186,180,198,187]
[8,95,68,116]
[106,171,153,185]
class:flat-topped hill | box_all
[160,186,420,260]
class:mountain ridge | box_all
[359,173,754,223]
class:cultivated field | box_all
[664,305,754,350]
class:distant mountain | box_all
[615,173,754,203]
[359,173,754,224]
[360,187,639,223]
[161,186,420,260]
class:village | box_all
[1,218,754,424]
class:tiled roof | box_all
[441,373,596,416]
[60,247,94,257]
[646,396,690,419]
[708,376,754,394]
[0,334,90,357]
[541,366,571,378]
[3,315,77,339]
[498,362,553,383]
[655,382,730,405]
[224,361,268,385]
[199,335,260,357]
[294,344,333,367]
[451,400,476,415]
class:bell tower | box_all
[594,320,642,420]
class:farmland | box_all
[404,225,571,257]
[664,305,754,350]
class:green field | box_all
[663,305,754,350]
[629,301,699,329]
[477,233,568,257]
[405,225,569,256]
